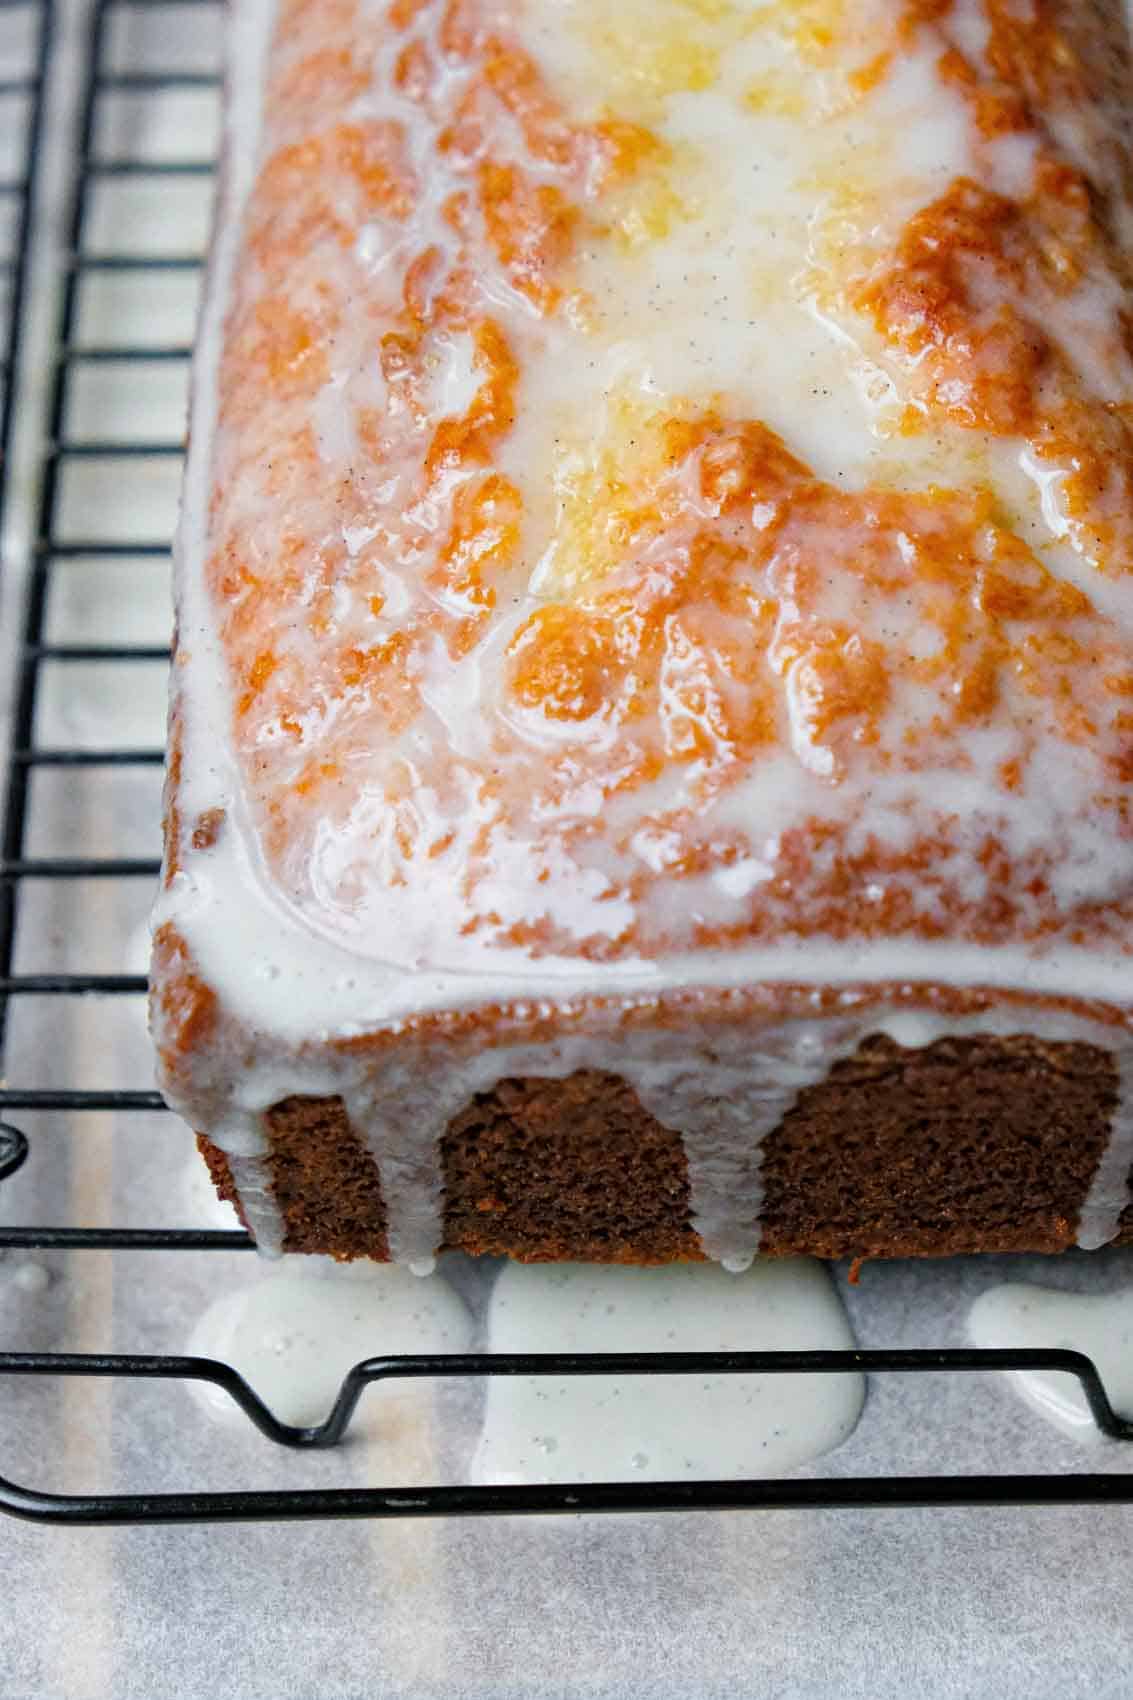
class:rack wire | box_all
[0,0,50,487]
[1,0,1133,1526]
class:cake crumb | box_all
[192,809,226,851]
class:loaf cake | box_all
[151,0,1133,1270]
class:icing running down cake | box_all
[152,0,1133,1270]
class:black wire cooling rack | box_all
[0,0,50,493]
[2,0,1133,1526]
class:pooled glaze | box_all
[186,1257,862,1483]
[471,1258,864,1483]
[968,1277,1133,1439]
[152,0,1133,1265]
[187,1256,473,1430]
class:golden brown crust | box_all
[150,923,218,1092]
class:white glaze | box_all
[1078,1050,1133,1252]
[471,1259,863,1483]
[153,0,1133,1266]
[186,1257,472,1431]
[968,1280,1133,1440]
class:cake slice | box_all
[152,0,1133,1268]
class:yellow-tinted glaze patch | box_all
[569,0,876,119]
[579,2,742,104]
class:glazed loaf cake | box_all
[152,0,1133,1270]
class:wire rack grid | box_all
[0,0,51,516]
[2,0,1133,1526]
